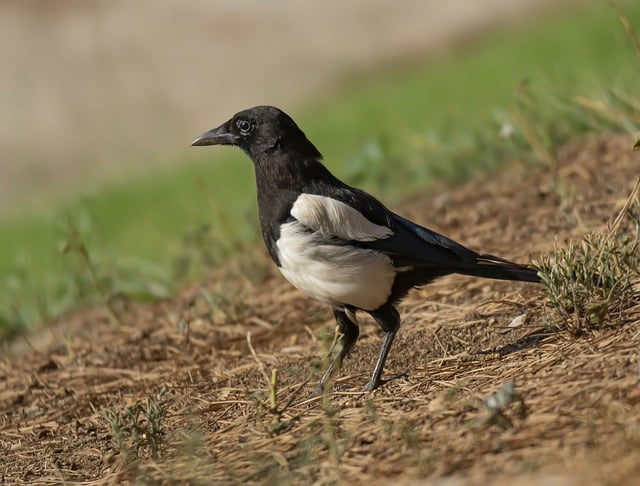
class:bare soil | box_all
[2,134,640,484]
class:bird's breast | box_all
[276,221,396,311]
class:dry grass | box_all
[535,178,640,334]
[2,134,640,484]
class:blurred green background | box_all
[1,0,639,337]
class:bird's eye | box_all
[236,119,252,135]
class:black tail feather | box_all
[457,254,541,283]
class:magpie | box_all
[191,105,540,392]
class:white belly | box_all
[276,221,396,310]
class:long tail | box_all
[457,253,541,283]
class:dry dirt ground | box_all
[2,133,640,484]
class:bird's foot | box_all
[360,380,379,393]
[360,373,408,392]
[313,382,355,396]
[293,382,356,405]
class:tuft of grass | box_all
[536,179,640,335]
[58,211,124,326]
[104,396,167,462]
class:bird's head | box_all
[191,105,321,162]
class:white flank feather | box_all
[276,221,395,310]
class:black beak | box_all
[190,122,238,146]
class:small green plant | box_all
[55,202,171,324]
[104,396,167,462]
[535,180,640,334]
[59,212,122,325]
[483,382,527,429]
[172,223,228,281]
[246,332,298,436]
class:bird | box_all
[191,105,540,392]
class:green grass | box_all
[535,181,640,335]
[2,1,640,336]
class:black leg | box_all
[316,307,359,393]
[362,304,400,391]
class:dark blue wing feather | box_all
[361,212,480,268]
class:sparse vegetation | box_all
[536,181,640,334]
[104,396,167,462]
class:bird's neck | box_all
[253,153,332,193]
[251,153,337,265]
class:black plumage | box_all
[192,105,540,392]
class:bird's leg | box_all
[315,307,359,394]
[362,305,400,392]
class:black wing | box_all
[305,180,480,268]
